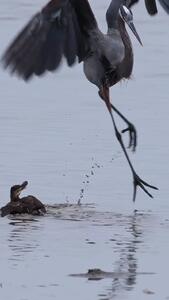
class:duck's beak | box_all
[127,21,143,46]
[20,181,28,190]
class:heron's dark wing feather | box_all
[144,0,158,14]
[158,0,169,13]
[129,0,158,14]
[129,0,169,14]
[128,0,140,9]
[2,0,97,81]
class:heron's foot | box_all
[133,173,158,202]
[121,123,137,152]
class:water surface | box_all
[0,1,169,300]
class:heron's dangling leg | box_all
[99,86,158,202]
[111,104,137,152]
[98,90,137,152]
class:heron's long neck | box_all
[118,17,133,78]
[118,17,131,50]
[106,0,125,29]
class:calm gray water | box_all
[0,1,169,299]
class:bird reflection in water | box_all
[7,218,41,266]
[99,213,144,300]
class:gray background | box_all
[0,1,169,299]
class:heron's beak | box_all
[127,21,143,46]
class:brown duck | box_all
[1,181,46,217]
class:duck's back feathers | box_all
[1,196,46,217]
[21,196,46,214]
[1,201,25,217]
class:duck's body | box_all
[21,195,46,215]
[1,181,46,217]
[1,201,26,217]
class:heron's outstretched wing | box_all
[1,0,97,81]
[129,0,169,14]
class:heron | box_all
[1,0,158,202]
[129,0,169,15]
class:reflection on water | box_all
[0,203,167,300]
[0,0,169,299]
[47,204,153,299]
[98,213,144,299]
[111,215,141,296]
[7,217,41,266]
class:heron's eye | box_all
[119,5,133,22]
[128,7,133,16]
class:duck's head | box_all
[10,181,28,201]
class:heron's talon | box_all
[132,174,158,202]
[121,123,137,152]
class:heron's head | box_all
[119,5,143,46]
[10,181,28,201]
